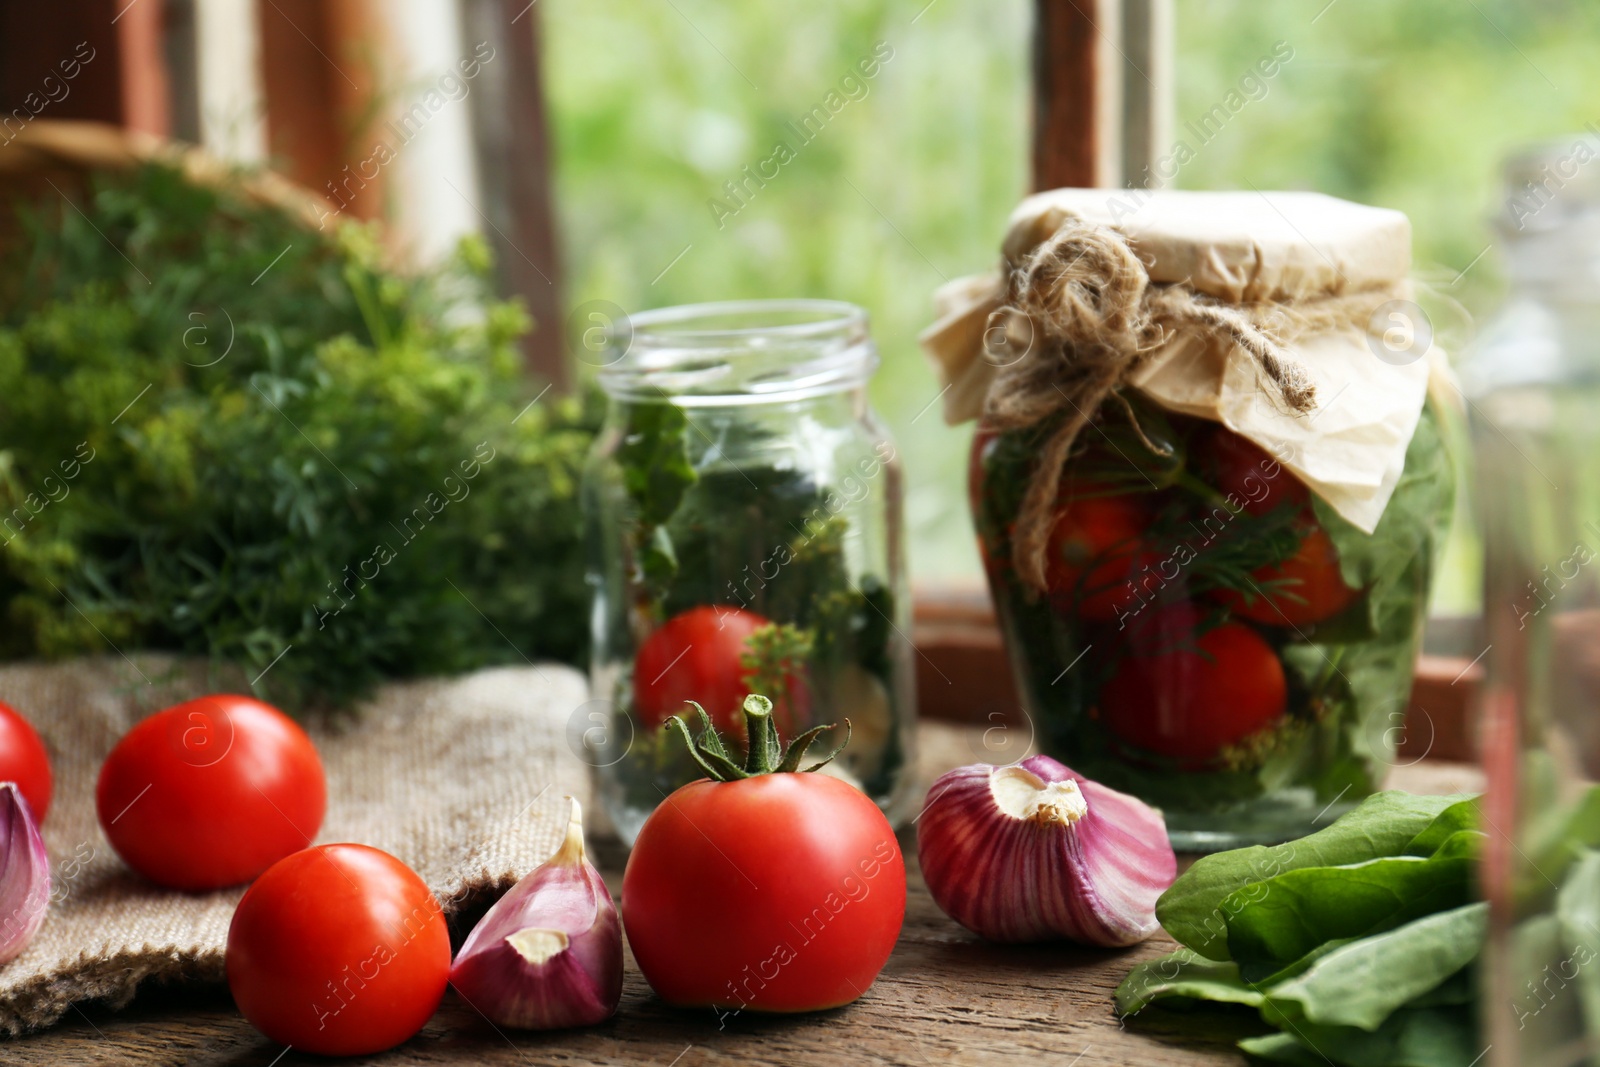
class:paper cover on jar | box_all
[919,187,1448,538]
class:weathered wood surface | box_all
[5,725,1481,1066]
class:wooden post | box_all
[459,0,567,390]
[257,0,384,219]
[116,0,172,138]
[1033,0,1171,192]
[1032,0,1121,190]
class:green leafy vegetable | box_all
[1224,832,1481,972]
[1237,1006,1481,1067]
[1260,903,1487,1032]
[1157,791,1471,960]
[1119,791,1489,1065]
[1115,950,1267,1015]
[0,163,598,708]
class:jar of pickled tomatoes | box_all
[926,189,1455,849]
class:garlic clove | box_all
[0,782,50,965]
[917,754,1175,946]
[449,797,622,1029]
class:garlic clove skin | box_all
[449,797,622,1029]
[0,782,50,965]
[917,755,1175,946]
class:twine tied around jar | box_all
[982,216,1401,593]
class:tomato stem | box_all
[665,695,851,781]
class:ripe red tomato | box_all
[622,773,905,1012]
[0,701,52,822]
[1200,426,1307,517]
[96,694,326,891]
[1045,492,1150,620]
[1100,609,1287,767]
[1218,527,1360,627]
[633,606,809,734]
[227,844,449,1056]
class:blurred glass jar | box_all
[581,300,915,845]
[1464,137,1600,1066]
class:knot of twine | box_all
[982,218,1327,593]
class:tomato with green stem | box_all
[622,695,905,1012]
[1099,607,1287,768]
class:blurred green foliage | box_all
[544,0,1030,582]
[0,164,596,708]
[544,0,1600,611]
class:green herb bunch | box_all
[0,163,598,708]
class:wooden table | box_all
[6,725,1483,1066]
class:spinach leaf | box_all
[1158,791,1472,960]
[1260,902,1487,1032]
[1403,797,1482,856]
[1115,951,1266,1015]
[1237,1006,1481,1067]
[1224,831,1482,971]
[1117,935,1367,1016]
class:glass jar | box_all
[582,300,915,845]
[1465,140,1600,1067]
[971,389,1454,851]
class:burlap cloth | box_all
[0,655,590,1034]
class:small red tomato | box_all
[623,773,905,1012]
[1100,609,1287,767]
[633,606,809,734]
[227,844,450,1056]
[1200,426,1308,517]
[1045,492,1149,620]
[96,694,326,891]
[1218,527,1360,627]
[0,701,52,822]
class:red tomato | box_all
[1200,426,1308,517]
[622,773,905,1012]
[633,606,809,734]
[0,701,51,822]
[1100,609,1287,767]
[227,844,450,1056]
[1218,527,1360,627]
[1045,493,1150,621]
[96,694,326,891]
